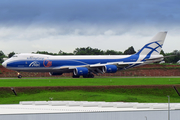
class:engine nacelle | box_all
[73,67,89,76]
[102,65,117,73]
[49,72,63,76]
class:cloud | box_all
[1,0,180,26]
[0,0,180,55]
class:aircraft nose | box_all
[2,61,7,68]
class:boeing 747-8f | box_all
[2,32,167,78]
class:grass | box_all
[1,88,180,104]
[0,77,180,104]
[0,77,180,87]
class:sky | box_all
[0,0,180,55]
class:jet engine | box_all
[49,72,63,76]
[102,65,117,73]
[73,67,89,76]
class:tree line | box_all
[35,46,136,55]
[0,46,180,64]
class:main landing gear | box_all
[72,73,94,78]
[83,73,94,78]
[72,75,80,78]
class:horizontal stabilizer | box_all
[145,55,176,61]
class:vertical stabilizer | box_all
[136,31,167,56]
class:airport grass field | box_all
[0,77,180,87]
[0,77,180,104]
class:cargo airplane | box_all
[2,32,167,78]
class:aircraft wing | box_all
[90,61,143,67]
[89,61,143,73]
[53,61,144,75]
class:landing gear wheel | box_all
[89,74,94,78]
[83,74,94,78]
[83,75,88,78]
[72,75,80,78]
[18,75,22,78]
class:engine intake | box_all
[102,65,117,73]
[74,67,89,76]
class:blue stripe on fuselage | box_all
[6,55,140,68]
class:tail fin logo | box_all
[136,31,167,56]
[137,40,163,55]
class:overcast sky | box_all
[0,0,180,55]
